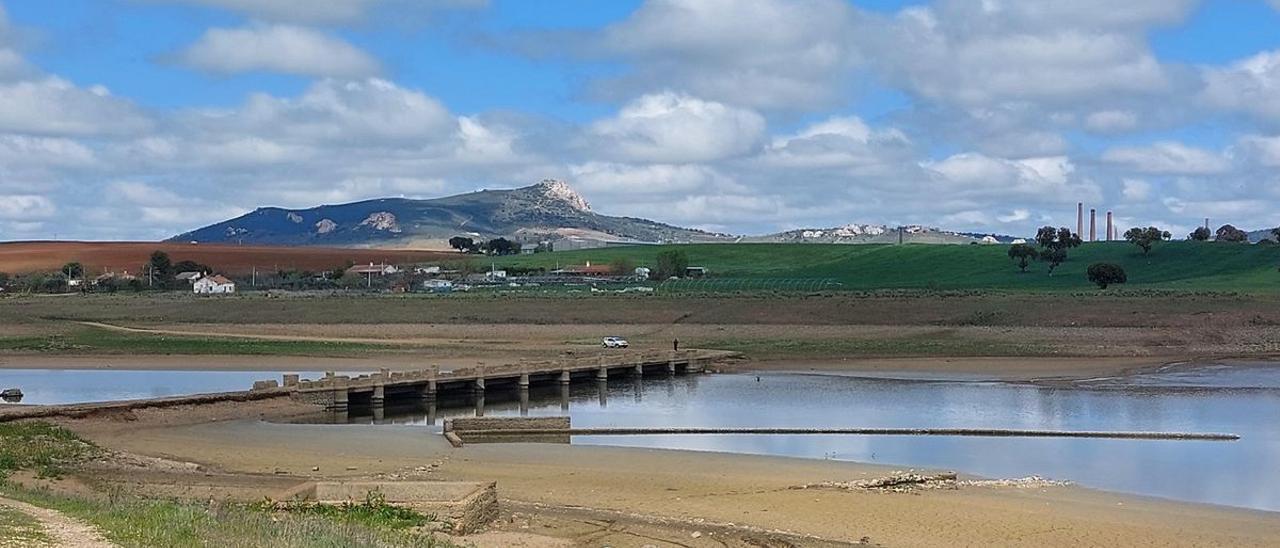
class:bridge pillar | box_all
[597,366,608,381]
[634,363,644,376]
[282,374,299,388]
[372,382,385,405]
[421,378,437,400]
[473,377,485,392]
[559,370,571,385]
[519,373,530,389]
[667,360,677,376]
[331,378,349,410]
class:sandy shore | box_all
[52,406,1280,547]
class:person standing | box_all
[673,338,679,351]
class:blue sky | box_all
[3,0,1280,241]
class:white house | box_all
[194,275,236,294]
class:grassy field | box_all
[0,422,457,548]
[497,241,1280,292]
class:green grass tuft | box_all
[0,422,98,479]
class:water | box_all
[350,363,1280,512]
[0,369,337,404]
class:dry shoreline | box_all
[48,407,1280,547]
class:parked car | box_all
[601,336,629,348]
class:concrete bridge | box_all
[254,350,736,411]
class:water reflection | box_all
[0,369,341,405]
[343,364,1280,512]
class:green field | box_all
[497,241,1280,292]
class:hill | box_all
[0,241,453,276]
[746,224,1018,244]
[497,241,1280,292]
[170,180,726,247]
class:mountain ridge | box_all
[170,180,728,246]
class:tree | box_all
[172,260,212,274]
[1272,227,1280,242]
[1007,244,1038,273]
[448,236,477,253]
[61,262,84,279]
[481,238,519,256]
[611,256,637,276]
[1034,226,1082,275]
[1123,226,1171,255]
[1086,263,1127,289]
[1216,224,1248,243]
[148,251,173,287]
[654,250,689,279]
[1188,226,1211,241]
[0,272,9,288]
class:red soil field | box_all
[0,241,456,276]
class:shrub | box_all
[1086,263,1127,289]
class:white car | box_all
[601,336,629,348]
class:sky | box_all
[3,0,1280,241]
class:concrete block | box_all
[275,481,497,535]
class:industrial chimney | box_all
[1089,209,1097,242]
[1077,203,1084,237]
[1106,211,1114,241]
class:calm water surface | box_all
[0,369,335,404]
[348,362,1280,512]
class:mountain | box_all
[745,224,1020,245]
[170,180,727,247]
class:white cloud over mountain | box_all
[4,0,1280,240]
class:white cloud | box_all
[1236,135,1280,167]
[760,116,912,171]
[194,78,456,143]
[1102,142,1231,175]
[176,24,381,78]
[568,162,735,195]
[1122,178,1152,201]
[0,194,55,220]
[1202,50,1280,121]
[587,92,765,163]
[0,77,150,136]
[581,0,863,109]
[1085,110,1139,133]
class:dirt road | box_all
[0,497,114,548]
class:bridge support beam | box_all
[559,370,571,385]
[519,373,530,389]
[634,364,644,376]
[371,383,385,405]
[667,361,677,376]
[597,367,608,381]
[330,378,348,410]
[473,377,486,393]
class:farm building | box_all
[347,263,399,276]
[193,275,236,294]
[175,271,203,284]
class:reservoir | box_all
[349,362,1280,512]
[4,361,1278,512]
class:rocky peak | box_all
[530,179,591,212]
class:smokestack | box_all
[1106,211,1113,241]
[1077,203,1083,237]
[1089,209,1097,242]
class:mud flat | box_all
[37,403,1279,548]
